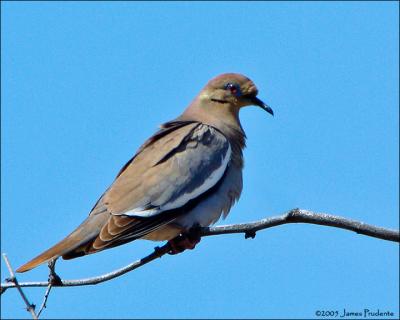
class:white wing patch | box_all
[123,207,160,217]
[122,143,232,217]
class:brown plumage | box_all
[16,73,273,273]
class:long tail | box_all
[16,213,108,273]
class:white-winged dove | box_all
[17,73,273,273]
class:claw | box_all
[168,230,201,255]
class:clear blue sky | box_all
[1,2,399,319]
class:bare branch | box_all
[202,209,400,242]
[36,283,52,318]
[2,254,38,319]
[1,209,399,293]
[1,243,172,292]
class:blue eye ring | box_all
[224,83,242,97]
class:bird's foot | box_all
[48,259,62,286]
[168,226,201,255]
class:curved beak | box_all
[250,96,274,116]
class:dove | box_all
[17,73,273,273]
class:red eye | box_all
[224,83,241,96]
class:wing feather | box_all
[85,121,231,251]
[103,123,231,217]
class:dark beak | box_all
[250,96,274,116]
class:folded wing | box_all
[90,121,232,249]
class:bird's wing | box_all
[87,121,231,249]
[104,121,231,216]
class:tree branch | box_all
[2,254,38,319]
[36,283,52,318]
[202,208,400,242]
[1,209,399,294]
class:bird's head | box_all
[180,73,273,134]
[198,73,273,116]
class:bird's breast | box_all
[172,158,243,230]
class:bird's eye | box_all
[224,83,241,96]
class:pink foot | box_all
[168,231,201,255]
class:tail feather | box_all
[16,213,108,273]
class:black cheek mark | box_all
[211,98,229,104]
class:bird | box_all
[16,73,273,273]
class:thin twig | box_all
[1,242,172,292]
[36,283,52,318]
[201,209,400,242]
[2,254,38,319]
[1,209,399,293]
[35,260,58,318]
